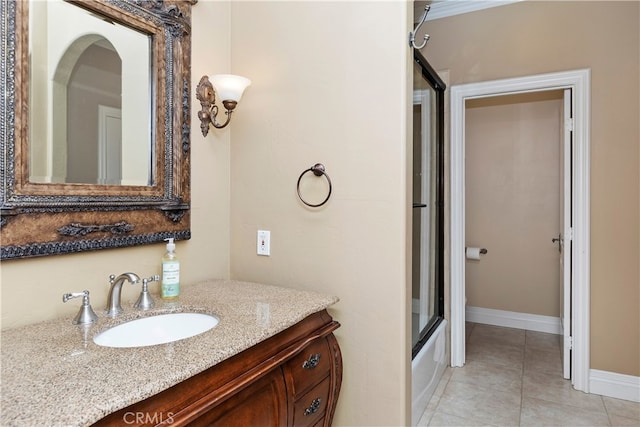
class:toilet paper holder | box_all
[465,247,488,254]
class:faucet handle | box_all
[62,291,86,303]
[63,290,98,325]
[133,275,159,311]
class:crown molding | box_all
[424,0,524,21]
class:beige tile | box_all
[432,367,453,399]
[428,410,499,427]
[465,322,476,341]
[418,367,453,426]
[521,396,610,426]
[450,359,522,394]
[466,339,525,370]
[525,330,561,352]
[417,399,438,426]
[441,323,640,427]
[610,414,640,426]
[524,347,562,376]
[523,371,607,413]
[436,380,521,426]
[603,396,640,420]
[416,413,430,426]
[468,324,526,348]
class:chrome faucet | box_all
[106,272,141,317]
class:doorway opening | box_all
[465,89,571,374]
[449,69,591,392]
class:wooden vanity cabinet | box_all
[93,310,342,427]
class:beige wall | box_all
[3,1,637,425]
[228,2,411,425]
[466,92,562,317]
[425,1,640,376]
[1,2,413,425]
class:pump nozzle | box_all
[165,237,176,252]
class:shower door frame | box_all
[411,50,446,358]
[414,87,432,334]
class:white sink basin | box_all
[93,312,219,348]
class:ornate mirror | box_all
[0,0,195,259]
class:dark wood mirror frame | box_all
[0,0,195,260]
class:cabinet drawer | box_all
[286,337,331,396]
[292,376,331,427]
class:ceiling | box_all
[413,0,524,22]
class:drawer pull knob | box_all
[304,398,322,416]
[302,353,321,369]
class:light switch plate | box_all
[257,230,270,256]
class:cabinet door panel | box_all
[189,368,288,427]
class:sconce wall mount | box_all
[196,74,250,136]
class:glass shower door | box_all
[411,50,444,357]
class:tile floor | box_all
[417,322,640,426]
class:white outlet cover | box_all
[257,230,270,256]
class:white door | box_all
[560,88,573,380]
[98,105,122,185]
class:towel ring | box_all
[297,163,332,208]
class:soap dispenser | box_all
[161,238,180,300]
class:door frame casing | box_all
[449,69,591,392]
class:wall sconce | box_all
[196,74,251,136]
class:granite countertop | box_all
[0,279,339,427]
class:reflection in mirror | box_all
[1,0,193,260]
[28,0,151,186]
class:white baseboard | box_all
[465,306,562,335]
[590,369,640,402]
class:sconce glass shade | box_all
[211,74,251,102]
